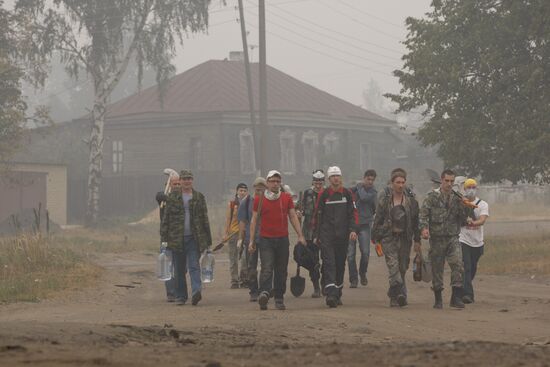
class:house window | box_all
[239,128,256,174]
[360,143,369,171]
[112,140,123,173]
[302,131,318,173]
[323,132,339,155]
[189,138,203,171]
[280,129,296,175]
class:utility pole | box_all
[237,0,259,176]
[259,0,268,176]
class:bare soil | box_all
[1,250,550,366]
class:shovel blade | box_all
[290,275,306,297]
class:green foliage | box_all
[0,4,26,164]
[387,0,550,184]
[14,0,212,99]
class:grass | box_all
[0,223,161,303]
[480,234,550,275]
[52,223,160,254]
[0,234,101,303]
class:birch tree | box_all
[15,0,212,225]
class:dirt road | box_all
[1,250,549,366]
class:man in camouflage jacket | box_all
[419,169,468,309]
[372,169,420,307]
[297,169,325,298]
[160,170,212,306]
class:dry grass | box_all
[0,223,163,303]
[481,234,550,275]
[0,234,101,303]
[52,223,160,254]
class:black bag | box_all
[293,242,317,272]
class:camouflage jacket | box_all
[300,187,321,241]
[372,189,420,243]
[160,189,212,252]
[419,188,468,237]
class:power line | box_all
[267,1,404,57]
[337,0,405,29]
[245,8,397,71]
[318,0,404,42]
[260,2,402,65]
[246,22,391,77]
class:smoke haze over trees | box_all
[14,0,213,225]
[387,0,550,184]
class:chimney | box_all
[229,51,244,61]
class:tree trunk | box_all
[85,83,107,227]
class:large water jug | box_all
[157,246,172,281]
[201,250,215,283]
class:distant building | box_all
[14,59,441,222]
[0,162,67,226]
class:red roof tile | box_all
[106,60,389,121]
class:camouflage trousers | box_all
[381,233,412,290]
[429,236,464,291]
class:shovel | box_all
[290,264,306,297]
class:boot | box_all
[450,287,465,309]
[311,280,321,298]
[433,290,443,309]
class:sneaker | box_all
[191,291,202,306]
[462,295,474,304]
[326,296,338,308]
[360,274,368,286]
[230,283,239,289]
[350,280,358,288]
[275,299,286,310]
[258,292,269,310]
[249,293,259,302]
[175,298,186,306]
[390,297,399,307]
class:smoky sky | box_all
[175,0,432,106]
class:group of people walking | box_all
[157,166,488,311]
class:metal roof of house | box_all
[106,60,391,122]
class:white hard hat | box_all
[327,166,342,177]
[312,169,325,180]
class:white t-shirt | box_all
[459,198,489,247]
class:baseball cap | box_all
[266,170,282,180]
[179,169,193,179]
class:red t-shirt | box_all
[253,192,294,238]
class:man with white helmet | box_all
[313,166,358,308]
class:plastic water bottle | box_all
[157,244,172,281]
[201,250,215,283]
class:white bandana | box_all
[264,189,281,201]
